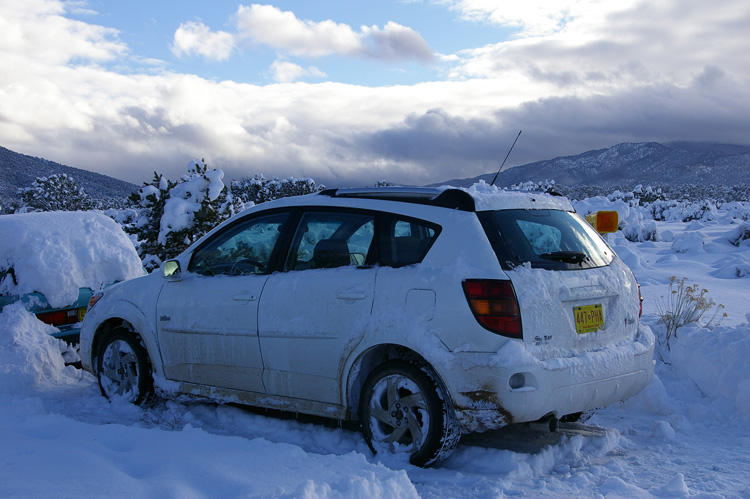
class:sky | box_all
[1,0,749,188]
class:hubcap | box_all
[99,340,139,401]
[368,374,429,453]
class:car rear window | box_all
[483,209,614,270]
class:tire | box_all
[359,361,461,467]
[96,328,154,405]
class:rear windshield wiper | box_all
[539,251,588,264]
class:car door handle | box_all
[336,292,366,301]
[233,293,257,302]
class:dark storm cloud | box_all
[349,76,750,184]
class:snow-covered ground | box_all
[1,201,749,498]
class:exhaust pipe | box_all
[529,415,558,433]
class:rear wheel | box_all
[96,328,154,405]
[359,361,460,467]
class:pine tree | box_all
[126,171,174,267]
[18,173,94,212]
[126,160,242,269]
[231,174,324,205]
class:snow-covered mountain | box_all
[438,141,750,189]
[0,145,136,206]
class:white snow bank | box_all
[670,321,750,424]
[0,211,144,308]
[0,303,80,395]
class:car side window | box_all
[189,212,289,276]
[381,217,440,267]
[285,211,375,270]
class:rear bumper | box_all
[445,327,655,433]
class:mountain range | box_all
[437,141,750,188]
[0,146,136,207]
[2,141,749,209]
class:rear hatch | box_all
[479,209,641,360]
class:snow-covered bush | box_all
[127,160,241,269]
[17,173,93,212]
[725,223,750,247]
[231,174,324,206]
[509,179,559,194]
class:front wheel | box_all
[96,328,154,405]
[359,361,461,467]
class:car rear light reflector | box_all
[462,279,523,339]
[36,308,81,327]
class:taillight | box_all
[36,308,82,327]
[462,279,522,339]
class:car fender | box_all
[341,334,457,417]
[80,278,164,378]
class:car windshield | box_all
[487,209,614,270]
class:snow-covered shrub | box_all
[655,276,726,357]
[725,223,750,247]
[509,179,559,194]
[127,160,241,269]
[231,174,324,206]
[680,200,719,222]
[17,173,93,212]
[670,231,706,253]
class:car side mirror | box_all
[162,260,182,280]
[585,210,619,234]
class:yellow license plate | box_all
[573,304,604,334]
[78,308,87,322]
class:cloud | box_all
[442,0,637,37]
[350,75,750,184]
[1,0,749,190]
[233,4,434,63]
[171,21,235,61]
[270,60,326,83]
[359,22,434,62]
[0,0,126,66]
[448,0,750,94]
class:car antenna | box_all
[490,130,522,186]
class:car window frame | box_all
[281,208,378,272]
[378,213,442,268]
[187,208,293,276]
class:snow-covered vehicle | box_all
[80,185,654,466]
[0,211,145,343]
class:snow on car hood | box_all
[0,211,144,308]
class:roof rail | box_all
[318,187,476,211]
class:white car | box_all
[80,185,654,467]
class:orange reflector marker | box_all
[586,210,619,233]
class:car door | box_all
[156,211,290,393]
[258,209,377,404]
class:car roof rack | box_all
[318,187,476,211]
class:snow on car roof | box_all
[0,211,144,308]
[318,181,574,212]
[454,181,574,212]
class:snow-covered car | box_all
[80,185,654,466]
[0,211,145,343]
